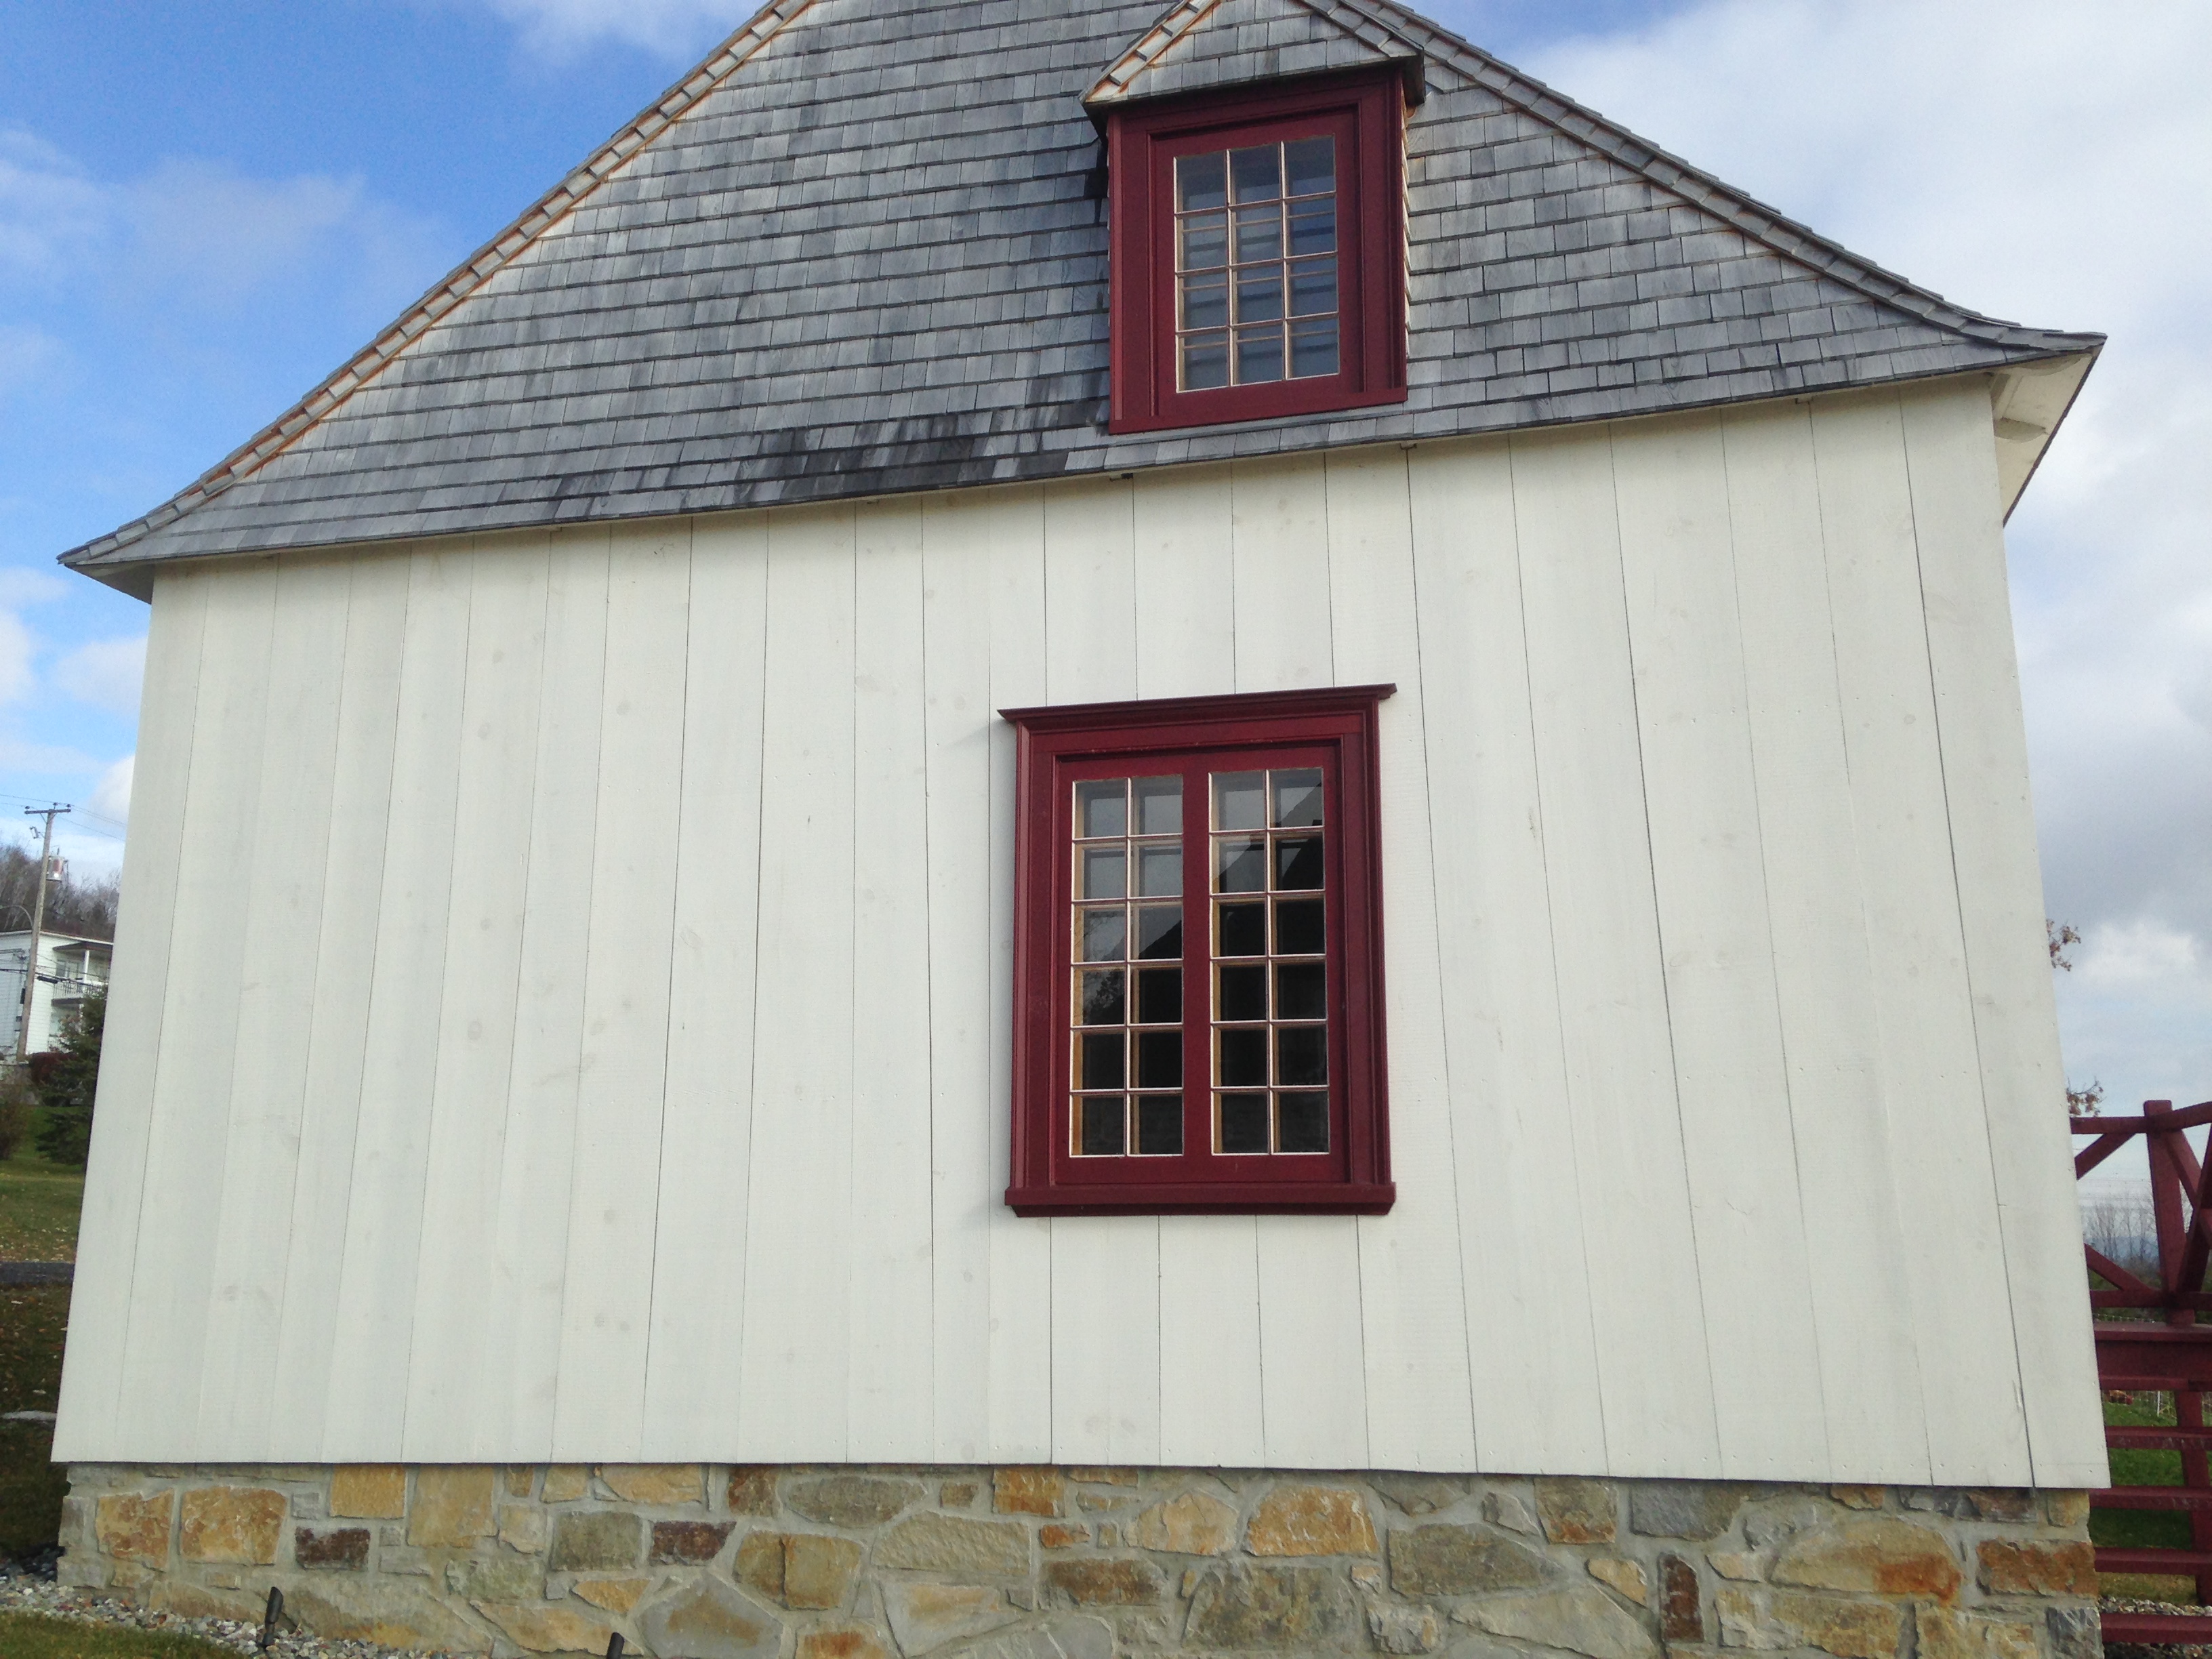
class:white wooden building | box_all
[48,3,2110,1653]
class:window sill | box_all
[1006,1181,1397,1218]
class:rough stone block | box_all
[478,1600,618,1654]
[548,1509,645,1573]
[407,1467,494,1547]
[1375,1475,1468,1517]
[1185,1563,1355,1650]
[180,1487,286,1565]
[1389,1525,1549,1596]
[1068,1468,1137,1486]
[875,1514,1030,1578]
[728,1467,779,1516]
[954,1617,1114,1659]
[1536,1478,1617,1544]
[1589,1557,1647,1605]
[503,1467,534,1498]
[330,1466,407,1521]
[445,1553,540,1601]
[800,1626,893,1659]
[882,1582,1018,1654]
[785,1534,863,1610]
[1711,1552,1761,1580]
[939,1482,979,1510]
[1480,1490,1540,1535]
[995,1468,1066,1517]
[1629,1482,1748,1540]
[1976,1539,2096,1596]
[1769,1519,1961,1599]
[2045,1491,2091,1530]
[652,1518,736,1563]
[1744,1497,1828,1549]
[600,1463,703,1506]
[1917,1607,2041,1659]
[1371,1604,1445,1654]
[1772,1592,1906,1659]
[2045,1605,2100,1659]
[1246,1485,1378,1556]
[1046,1557,1164,1605]
[150,1582,267,1620]
[737,1532,785,1601]
[1965,1490,2036,1523]
[1830,1486,1885,1512]
[541,1465,591,1503]
[95,1492,173,1565]
[295,1526,371,1572]
[288,1580,488,1651]
[1457,1586,1658,1659]
[1040,1523,1088,1549]
[638,1579,785,1659]
[497,1502,547,1554]
[575,1576,651,1614]
[1130,1492,1235,1556]
[787,1473,925,1528]
[1660,1553,1701,1642]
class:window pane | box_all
[1215,835,1267,894]
[1082,846,1127,900]
[1274,898,1324,956]
[1178,151,1227,212]
[1218,1027,1268,1087]
[1135,903,1183,961]
[1230,144,1281,203]
[1214,772,1266,830]
[1275,960,1326,1021]
[1078,1097,1128,1156]
[1277,1025,1328,1086]
[1236,325,1285,385]
[1273,835,1324,892]
[1180,211,1228,272]
[1288,258,1336,319]
[1287,203,1336,257]
[1183,332,1230,391]
[1217,963,1267,1023]
[1078,779,1127,839]
[1284,136,1335,197]
[1135,776,1183,836]
[1290,319,1339,380]
[1078,968,1126,1026]
[1181,274,1229,332]
[1219,1093,1269,1153]
[1081,1032,1127,1090]
[1273,769,1324,826]
[1080,906,1128,962]
[1278,1091,1330,1153]
[1137,844,1183,897]
[1217,901,1267,957]
[1136,1029,1183,1090]
[1235,266,1284,324]
[1136,967,1183,1024]
[1136,1095,1184,1155]
[1234,205,1283,266]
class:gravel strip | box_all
[2103,1593,2212,1659]
[0,1557,471,1658]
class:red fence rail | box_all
[2075,1098,2212,1641]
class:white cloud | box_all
[53,634,146,717]
[0,607,33,705]
[0,129,107,278]
[463,0,746,57]
[85,754,134,836]
[0,323,63,400]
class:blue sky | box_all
[3,0,2207,1147]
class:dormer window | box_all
[1106,68,1409,436]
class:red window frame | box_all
[1001,686,1396,1217]
[1106,67,1410,436]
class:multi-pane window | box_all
[1174,139,1338,392]
[1006,686,1396,1217]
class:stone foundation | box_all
[59,1465,2099,1659]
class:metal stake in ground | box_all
[260,1586,285,1652]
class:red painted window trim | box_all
[1000,685,1397,1217]
[1107,68,1410,436]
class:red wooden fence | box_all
[2075,1098,2212,1643]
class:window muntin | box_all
[1071,775,1186,1158]
[1174,138,1339,392]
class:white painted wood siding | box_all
[56,377,2105,1484]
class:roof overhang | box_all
[1991,349,2099,523]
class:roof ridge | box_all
[1347,0,2100,358]
[64,0,819,567]
[1084,0,1422,105]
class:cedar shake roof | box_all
[63,0,2102,583]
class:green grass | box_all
[0,1612,243,1658]
[0,1109,87,1262]
[2095,1393,2197,1565]
[1,1280,70,1557]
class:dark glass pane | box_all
[1135,776,1183,836]
[1082,846,1127,900]
[1287,203,1336,256]
[1136,904,1183,961]
[1218,1026,1268,1087]
[1217,963,1267,1023]
[1236,326,1284,385]
[1288,258,1337,319]
[1136,967,1183,1024]
[1278,1091,1330,1153]
[1219,1092,1269,1153]
[1180,210,1228,272]
[1078,1097,1127,1157]
[1182,332,1230,391]
[1138,844,1182,897]
[1217,901,1267,957]
[1275,960,1327,1021]
[1181,273,1229,332]
[1214,771,1266,830]
[1274,836,1324,892]
[1234,205,1283,265]
[1080,906,1127,962]
[1078,968,1126,1027]
[1178,151,1227,212]
[1215,835,1267,894]
[1136,1095,1185,1156]
[1081,1032,1126,1090]
[1235,267,1284,325]
[1272,769,1324,827]
[1230,144,1281,203]
[1275,898,1324,956]
[1277,1025,1328,1086]
[1284,136,1335,197]
[1290,319,1339,380]
[1077,779,1126,839]
[1136,1029,1183,1090]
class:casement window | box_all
[1002,687,1395,1216]
[1105,67,1410,435]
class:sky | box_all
[1,0,2205,1156]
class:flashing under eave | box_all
[1992,349,2098,523]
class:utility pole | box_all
[16,804,70,1061]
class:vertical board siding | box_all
[67,396,2100,1481]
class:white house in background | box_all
[45,2,2113,1655]
[0,930,111,1057]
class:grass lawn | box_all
[0,1109,87,1261]
[1,1281,71,1558]
[0,1612,242,1657]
